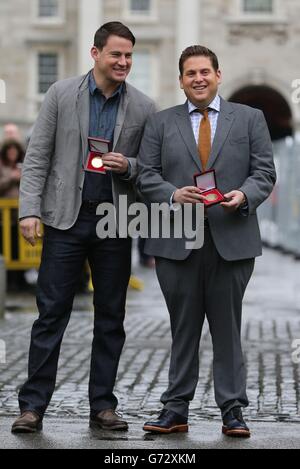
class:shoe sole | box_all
[11,424,43,434]
[222,427,251,438]
[143,424,189,434]
[89,421,128,431]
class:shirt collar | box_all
[188,94,220,114]
[89,71,124,98]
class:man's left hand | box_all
[220,190,246,212]
[102,152,128,174]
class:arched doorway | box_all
[229,86,293,141]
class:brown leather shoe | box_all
[90,409,128,431]
[11,411,43,434]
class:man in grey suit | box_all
[137,46,276,437]
[12,22,155,434]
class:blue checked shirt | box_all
[82,71,123,203]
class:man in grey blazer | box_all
[137,46,276,437]
[12,22,155,434]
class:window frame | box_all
[127,46,159,100]
[31,0,65,25]
[123,0,158,23]
[227,0,285,23]
[242,0,274,15]
[27,48,64,120]
[37,52,59,95]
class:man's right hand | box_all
[19,218,42,246]
[173,186,206,205]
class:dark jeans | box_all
[18,206,132,418]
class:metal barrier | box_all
[0,255,5,319]
[0,199,143,298]
[0,199,43,270]
[258,138,300,256]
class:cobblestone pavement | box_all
[1,247,300,426]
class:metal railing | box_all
[0,199,43,270]
[0,199,143,314]
[258,138,300,256]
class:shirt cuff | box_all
[169,191,181,212]
[119,159,131,180]
[239,193,249,217]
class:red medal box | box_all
[85,137,111,174]
[194,169,225,208]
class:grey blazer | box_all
[137,98,276,261]
[19,72,156,229]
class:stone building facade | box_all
[0,0,299,139]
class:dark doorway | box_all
[229,86,293,141]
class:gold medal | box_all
[91,157,103,169]
[205,193,218,202]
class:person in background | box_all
[0,139,25,290]
[0,139,24,198]
[3,123,22,143]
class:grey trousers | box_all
[155,227,255,419]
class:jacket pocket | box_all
[118,126,143,157]
[41,179,63,219]
[229,136,249,145]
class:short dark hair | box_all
[179,45,219,76]
[94,22,136,50]
[0,139,24,166]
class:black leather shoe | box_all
[90,409,128,431]
[143,409,188,434]
[222,407,250,438]
[11,411,43,434]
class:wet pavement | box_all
[1,247,300,449]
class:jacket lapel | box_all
[175,103,202,172]
[113,84,130,150]
[76,72,90,166]
[206,98,235,170]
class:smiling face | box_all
[91,34,133,86]
[180,55,222,109]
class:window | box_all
[243,0,273,13]
[38,0,59,17]
[38,53,58,94]
[130,0,151,14]
[127,50,157,99]
[124,0,157,21]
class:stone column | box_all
[78,0,103,75]
[176,0,201,103]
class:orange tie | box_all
[198,109,211,171]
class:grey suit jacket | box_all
[137,98,276,261]
[19,72,156,229]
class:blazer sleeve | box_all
[19,83,58,219]
[238,109,276,216]
[136,113,178,204]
